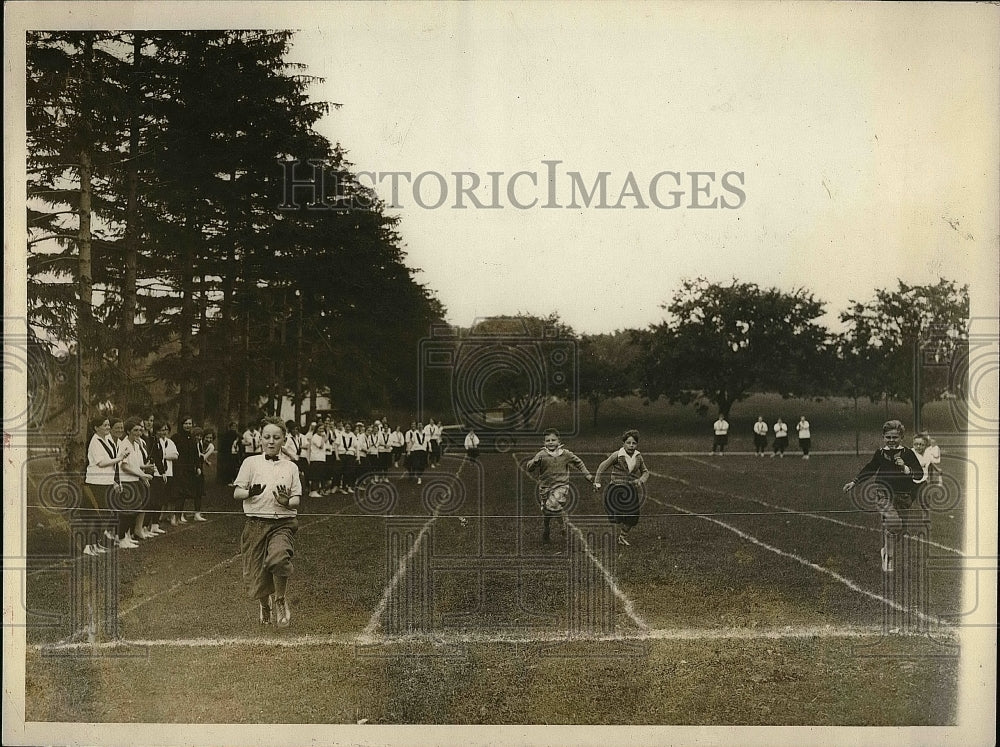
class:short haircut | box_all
[543,428,560,438]
[124,416,143,433]
[621,429,640,444]
[882,419,905,435]
[261,416,286,436]
[154,420,170,433]
[89,415,110,432]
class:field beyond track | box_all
[22,409,969,725]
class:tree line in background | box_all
[413,276,967,435]
[584,276,969,430]
[25,31,970,450]
[27,30,444,442]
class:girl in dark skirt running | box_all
[593,429,650,546]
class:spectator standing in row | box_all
[120,417,153,543]
[82,415,122,555]
[426,419,443,468]
[306,421,327,498]
[172,416,200,524]
[194,428,213,521]
[243,422,262,462]
[148,420,177,535]
[772,418,789,457]
[711,414,730,455]
[796,415,811,460]
[409,421,430,484]
[389,425,405,468]
[218,421,241,485]
[375,423,393,483]
[752,416,769,456]
[464,427,480,462]
[914,432,942,486]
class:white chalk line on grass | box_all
[31,624,955,652]
[643,490,950,628]
[117,510,349,620]
[510,453,649,632]
[563,518,650,631]
[648,469,964,557]
[50,511,350,646]
[677,454,722,471]
[360,509,439,640]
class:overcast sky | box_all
[6,2,999,337]
[277,2,999,334]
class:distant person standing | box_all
[796,416,811,460]
[306,422,327,498]
[375,424,392,483]
[711,414,730,456]
[425,419,442,469]
[772,418,788,457]
[752,416,769,456]
[916,432,942,486]
[218,421,240,485]
[172,416,200,524]
[242,422,262,463]
[389,425,405,469]
[464,427,480,462]
[409,422,430,485]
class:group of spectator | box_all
[80,412,215,556]
[216,416,449,498]
[712,414,814,458]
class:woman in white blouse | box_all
[118,417,154,546]
[83,415,129,554]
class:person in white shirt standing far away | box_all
[711,414,730,456]
[796,415,812,460]
[752,416,769,457]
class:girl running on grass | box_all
[233,417,302,628]
[524,429,594,544]
[842,419,925,574]
[593,429,650,546]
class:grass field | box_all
[19,395,974,727]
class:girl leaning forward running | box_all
[593,429,650,546]
[233,417,302,628]
[524,429,594,543]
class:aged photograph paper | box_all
[5,2,997,746]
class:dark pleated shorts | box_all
[241,516,298,601]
